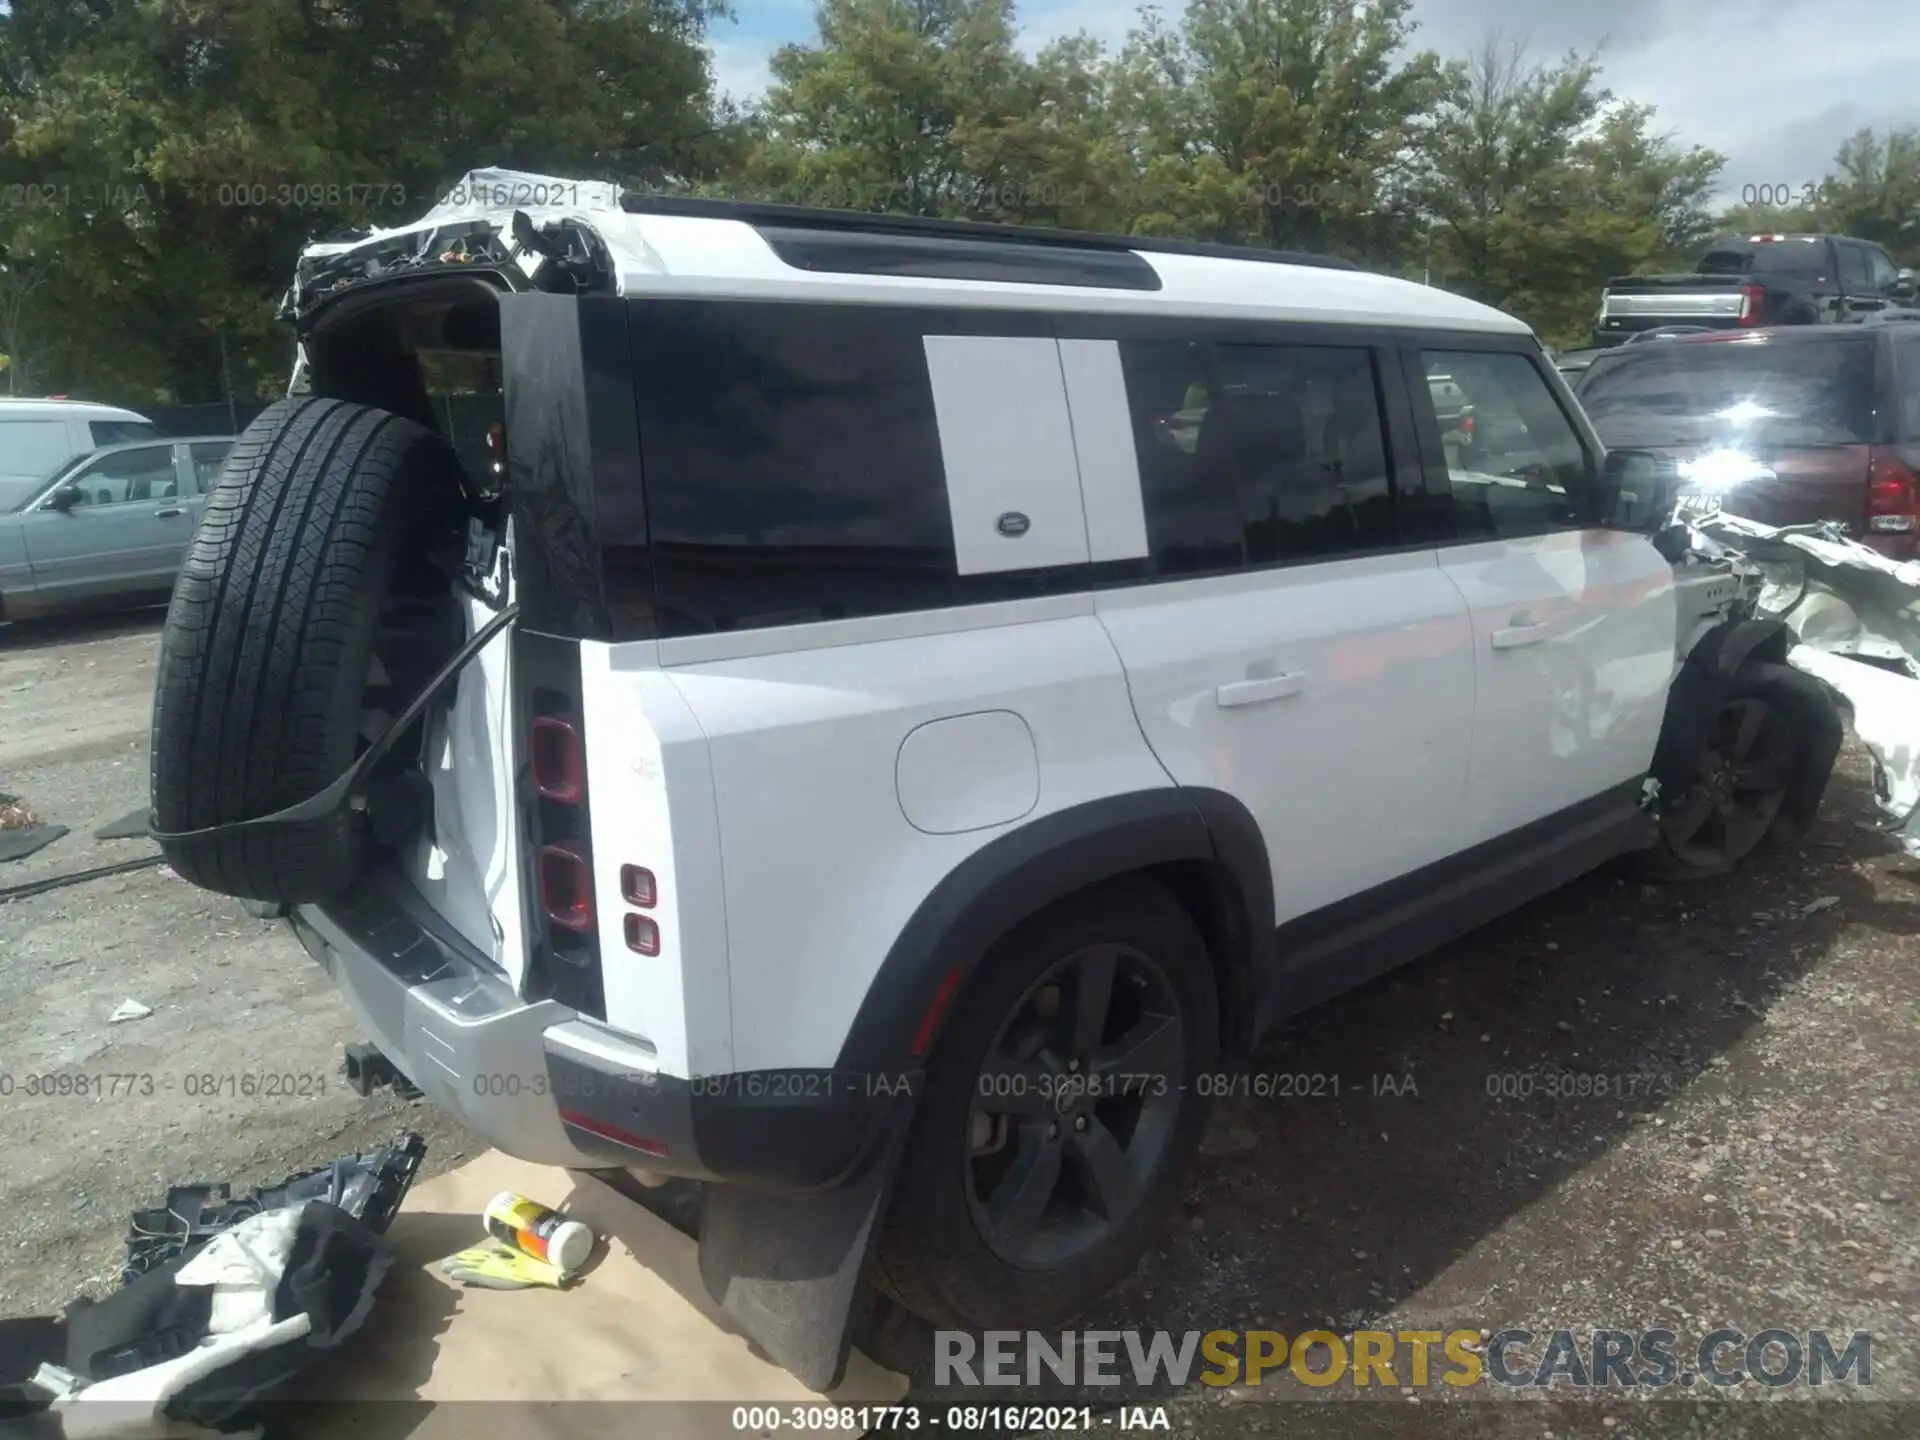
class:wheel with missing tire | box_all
[1638,661,1815,880]
[874,881,1216,1329]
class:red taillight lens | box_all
[620,865,656,908]
[1738,284,1765,326]
[531,715,583,803]
[538,843,594,932]
[624,913,659,955]
[1868,449,1919,533]
[1461,412,1475,437]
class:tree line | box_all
[1,0,1915,405]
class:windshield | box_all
[1577,338,1877,448]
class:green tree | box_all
[2,0,730,403]
[1107,0,1449,256]
[738,0,1067,222]
[1411,39,1722,345]
[1817,125,1920,262]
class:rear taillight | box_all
[1738,284,1765,326]
[531,715,584,803]
[1868,449,1919,533]
[538,843,595,932]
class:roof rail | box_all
[619,194,1361,273]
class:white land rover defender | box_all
[147,172,1841,1388]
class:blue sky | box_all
[706,0,1920,204]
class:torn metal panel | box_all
[1786,645,1920,857]
[1690,513,1920,672]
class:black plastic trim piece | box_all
[1262,779,1655,1026]
[546,1053,911,1193]
[621,193,1360,272]
[758,226,1163,290]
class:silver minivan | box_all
[0,399,162,498]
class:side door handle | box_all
[1216,671,1308,708]
[154,506,184,518]
[1491,622,1549,650]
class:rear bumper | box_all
[291,875,912,1191]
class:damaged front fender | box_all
[1686,515,1920,855]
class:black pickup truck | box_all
[1594,234,1918,346]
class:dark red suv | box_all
[1575,322,1920,558]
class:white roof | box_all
[301,166,1530,336]
[0,398,151,421]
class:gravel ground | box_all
[0,613,474,1320]
[3,611,1916,1438]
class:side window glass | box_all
[1211,344,1395,563]
[69,446,180,507]
[1837,243,1872,292]
[1866,248,1901,293]
[1901,337,1920,436]
[188,442,232,493]
[1118,339,1244,575]
[1421,351,1589,539]
[633,301,959,635]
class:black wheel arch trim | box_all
[1650,617,1841,831]
[834,786,1275,1082]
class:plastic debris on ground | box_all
[107,1000,152,1025]
[1,1135,426,1439]
[124,1133,426,1283]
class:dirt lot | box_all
[3,612,1916,1436]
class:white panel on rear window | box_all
[923,335,1091,575]
[1058,339,1150,563]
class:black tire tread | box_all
[150,396,453,902]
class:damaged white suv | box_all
[147,173,1841,1386]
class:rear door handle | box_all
[154,506,184,518]
[1491,623,1549,650]
[1216,672,1307,708]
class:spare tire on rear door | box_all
[150,395,466,904]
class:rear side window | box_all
[1420,351,1588,539]
[1699,243,1828,279]
[1119,339,1246,576]
[632,301,959,635]
[1837,244,1872,292]
[1211,345,1395,562]
[188,442,232,492]
[1900,337,1920,436]
[1578,338,1878,447]
[90,419,162,447]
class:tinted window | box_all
[1901,337,1920,436]
[1119,339,1245,575]
[1212,345,1395,562]
[633,302,959,635]
[1699,243,1828,278]
[64,445,180,507]
[90,419,162,447]
[1865,247,1900,292]
[1421,351,1587,538]
[1837,243,1872,291]
[1578,338,1878,447]
[188,442,232,492]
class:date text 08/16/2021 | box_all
[729,1405,1169,1432]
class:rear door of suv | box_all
[1407,345,1676,850]
[1084,329,1478,932]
